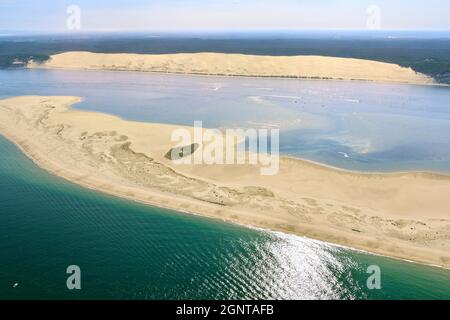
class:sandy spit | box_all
[0,96,449,268]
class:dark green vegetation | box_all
[1,31,450,83]
[165,143,200,160]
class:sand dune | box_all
[1,96,449,267]
[28,51,434,85]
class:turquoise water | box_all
[1,69,450,172]
[0,136,449,300]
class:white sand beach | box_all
[1,96,449,267]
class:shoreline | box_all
[25,65,450,88]
[2,129,449,272]
[28,51,435,86]
[2,129,449,273]
[1,96,449,268]
[282,154,450,178]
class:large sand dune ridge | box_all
[28,51,434,85]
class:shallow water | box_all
[1,69,450,172]
[0,136,449,300]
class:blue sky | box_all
[1,0,450,32]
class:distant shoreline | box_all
[28,51,435,85]
[26,65,450,88]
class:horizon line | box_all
[2,28,450,34]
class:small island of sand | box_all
[28,51,434,85]
[1,96,449,268]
